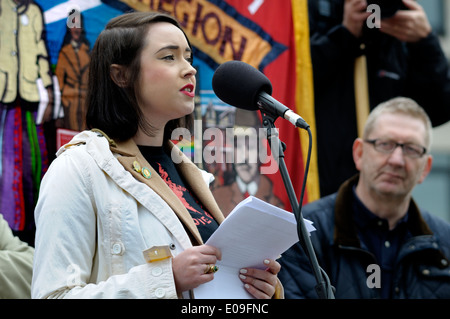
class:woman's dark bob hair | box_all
[85,11,193,141]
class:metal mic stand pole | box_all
[260,111,334,299]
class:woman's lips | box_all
[180,84,195,97]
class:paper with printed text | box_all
[193,196,315,299]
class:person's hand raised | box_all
[343,0,372,38]
[380,0,431,42]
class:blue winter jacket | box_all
[278,175,450,298]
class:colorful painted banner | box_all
[32,0,320,214]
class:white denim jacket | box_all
[31,130,224,298]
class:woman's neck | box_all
[133,129,164,147]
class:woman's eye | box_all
[162,55,175,61]
[186,56,193,64]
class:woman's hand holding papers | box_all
[239,259,281,299]
[172,245,222,295]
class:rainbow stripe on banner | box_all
[173,138,196,160]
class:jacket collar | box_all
[109,137,224,246]
[334,174,434,248]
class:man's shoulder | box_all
[420,210,450,238]
[303,193,337,217]
[301,193,338,235]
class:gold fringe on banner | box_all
[291,0,320,202]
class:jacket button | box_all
[155,288,165,298]
[422,269,430,276]
[169,243,176,250]
[112,242,124,255]
[441,259,448,267]
[152,267,163,277]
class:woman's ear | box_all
[110,64,128,88]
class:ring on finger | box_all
[204,264,219,274]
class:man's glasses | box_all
[364,139,427,159]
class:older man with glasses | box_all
[278,97,450,299]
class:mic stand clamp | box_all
[260,110,335,299]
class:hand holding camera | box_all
[343,0,431,42]
[343,0,372,38]
[379,0,431,42]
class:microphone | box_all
[212,60,309,129]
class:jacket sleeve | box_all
[43,261,177,299]
[278,241,323,299]
[32,4,52,88]
[0,214,34,299]
[31,147,178,299]
[278,197,337,299]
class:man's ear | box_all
[418,154,433,184]
[110,64,128,88]
[352,137,364,171]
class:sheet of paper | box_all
[193,196,315,299]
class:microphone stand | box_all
[260,110,335,299]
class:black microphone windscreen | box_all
[212,60,272,110]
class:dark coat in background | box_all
[278,175,450,298]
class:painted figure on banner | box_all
[55,8,90,133]
[210,109,284,217]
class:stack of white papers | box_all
[193,196,315,299]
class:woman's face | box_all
[137,22,196,130]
